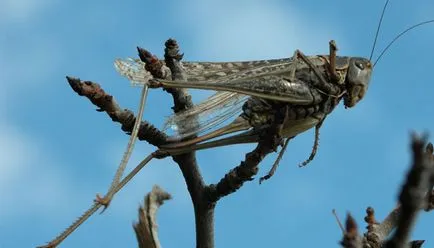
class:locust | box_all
[39,0,434,247]
[115,41,370,168]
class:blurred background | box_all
[0,0,433,247]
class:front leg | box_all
[289,50,299,81]
[328,40,340,83]
[296,50,341,97]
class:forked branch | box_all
[340,137,434,248]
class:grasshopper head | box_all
[344,57,372,108]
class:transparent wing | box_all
[114,58,153,86]
[163,91,249,139]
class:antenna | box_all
[373,20,434,67]
[369,0,390,61]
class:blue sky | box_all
[1,0,433,247]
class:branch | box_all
[364,206,400,246]
[338,137,433,248]
[424,189,434,212]
[364,192,433,247]
[156,39,204,189]
[424,143,434,212]
[134,185,172,248]
[163,39,194,113]
[385,135,433,248]
[136,39,193,113]
[38,43,180,248]
[358,138,434,248]
[158,39,216,248]
[207,113,285,202]
[66,76,167,147]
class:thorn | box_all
[410,240,425,248]
[165,38,177,48]
[329,40,338,50]
[364,206,378,226]
[66,75,78,85]
[66,75,75,81]
[345,213,358,236]
[137,46,153,63]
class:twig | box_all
[344,138,433,248]
[38,44,175,248]
[384,134,433,248]
[134,185,172,248]
[207,110,285,202]
[161,39,217,248]
[340,213,362,248]
[364,206,400,246]
[66,76,167,146]
[163,39,194,113]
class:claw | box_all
[148,79,162,88]
[94,194,111,213]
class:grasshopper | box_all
[115,42,369,163]
[39,0,434,246]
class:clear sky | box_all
[1,0,433,247]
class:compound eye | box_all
[355,61,365,70]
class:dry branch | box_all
[385,136,433,248]
[207,106,286,202]
[340,137,434,248]
[134,185,172,248]
[66,76,167,146]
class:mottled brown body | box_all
[156,54,356,145]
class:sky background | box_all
[1,0,434,247]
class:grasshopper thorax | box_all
[343,57,372,108]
